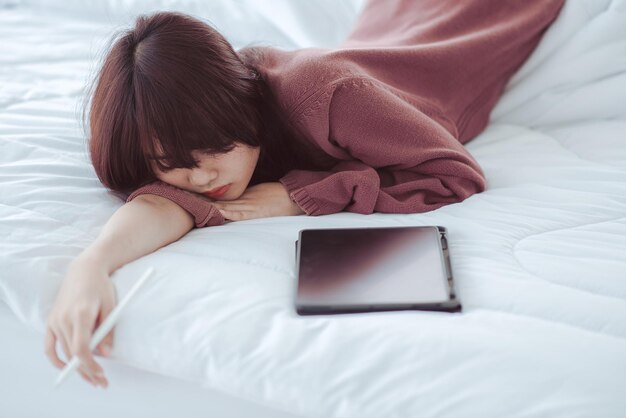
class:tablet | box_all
[294,225,461,315]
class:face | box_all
[150,142,260,201]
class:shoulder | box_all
[248,46,363,118]
[288,75,389,161]
[296,74,460,162]
[300,73,459,142]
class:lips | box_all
[204,184,230,197]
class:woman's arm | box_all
[126,180,303,224]
[126,180,226,228]
[83,194,195,274]
[277,78,486,216]
[44,194,195,388]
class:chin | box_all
[221,183,240,200]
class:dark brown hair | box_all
[85,11,328,195]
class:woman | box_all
[44,0,565,388]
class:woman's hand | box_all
[44,253,117,388]
[211,182,305,221]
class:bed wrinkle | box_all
[2,1,626,416]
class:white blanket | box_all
[1,1,625,417]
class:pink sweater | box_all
[126,0,564,227]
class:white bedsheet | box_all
[1,1,625,417]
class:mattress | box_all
[1,1,626,417]
[0,301,299,418]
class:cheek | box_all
[156,170,186,185]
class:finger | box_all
[77,366,99,387]
[219,209,236,220]
[96,305,115,357]
[80,363,106,387]
[215,202,248,211]
[59,325,98,386]
[94,342,110,358]
[213,199,244,206]
[220,209,248,221]
[44,326,66,369]
[72,315,105,377]
[57,326,73,363]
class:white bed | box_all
[1,1,625,417]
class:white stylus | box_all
[53,266,156,389]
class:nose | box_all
[189,167,217,188]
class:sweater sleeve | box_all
[126,180,226,228]
[278,78,486,216]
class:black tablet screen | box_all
[296,226,450,307]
